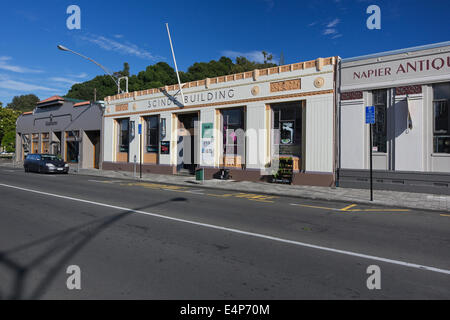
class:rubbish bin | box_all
[195,168,204,181]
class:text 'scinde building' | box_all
[15,96,103,169]
[103,57,338,186]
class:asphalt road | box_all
[0,166,449,299]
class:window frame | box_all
[271,103,303,157]
[117,118,130,153]
[432,82,450,154]
[221,107,245,157]
[145,116,159,153]
[371,89,388,154]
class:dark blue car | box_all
[24,154,69,174]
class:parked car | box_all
[24,154,69,174]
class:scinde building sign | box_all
[147,88,236,110]
[341,51,450,89]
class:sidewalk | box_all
[68,167,450,213]
[2,162,449,212]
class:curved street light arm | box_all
[57,45,126,94]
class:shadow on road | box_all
[0,197,187,300]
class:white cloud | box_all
[0,79,56,92]
[322,18,342,39]
[79,33,164,61]
[323,28,338,35]
[327,18,340,28]
[49,77,81,86]
[222,50,277,64]
[0,56,43,74]
[71,72,88,79]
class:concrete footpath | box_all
[2,161,449,212]
[69,166,450,213]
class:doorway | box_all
[86,130,101,169]
[177,112,199,174]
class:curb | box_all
[69,169,448,213]
[1,164,447,213]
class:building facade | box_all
[103,57,338,186]
[338,42,450,194]
[16,96,103,169]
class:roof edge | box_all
[342,41,450,63]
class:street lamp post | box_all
[57,45,127,94]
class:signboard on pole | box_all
[138,124,142,135]
[366,106,375,201]
[365,106,375,124]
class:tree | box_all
[6,94,40,112]
[66,75,117,101]
[64,55,277,101]
[1,130,16,153]
[262,51,273,64]
[0,107,20,151]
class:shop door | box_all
[177,113,199,174]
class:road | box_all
[0,166,449,300]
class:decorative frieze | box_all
[341,91,363,101]
[395,85,422,96]
[270,79,301,93]
[115,104,129,112]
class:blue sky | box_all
[0,0,449,105]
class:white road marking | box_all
[1,182,449,276]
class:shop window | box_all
[117,119,130,153]
[372,90,387,153]
[66,141,79,163]
[145,116,159,153]
[42,141,50,154]
[433,83,450,154]
[272,103,302,157]
[41,133,50,154]
[22,135,30,156]
[66,131,79,139]
[222,108,245,164]
[32,134,39,154]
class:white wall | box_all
[394,95,424,172]
[340,100,365,169]
[103,118,115,162]
[305,94,334,173]
[246,103,267,169]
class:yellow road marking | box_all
[293,204,338,211]
[207,192,277,202]
[441,214,450,217]
[349,209,410,212]
[291,203,411,213]
[341,204,357,211]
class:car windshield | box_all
[41,155,59,161]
